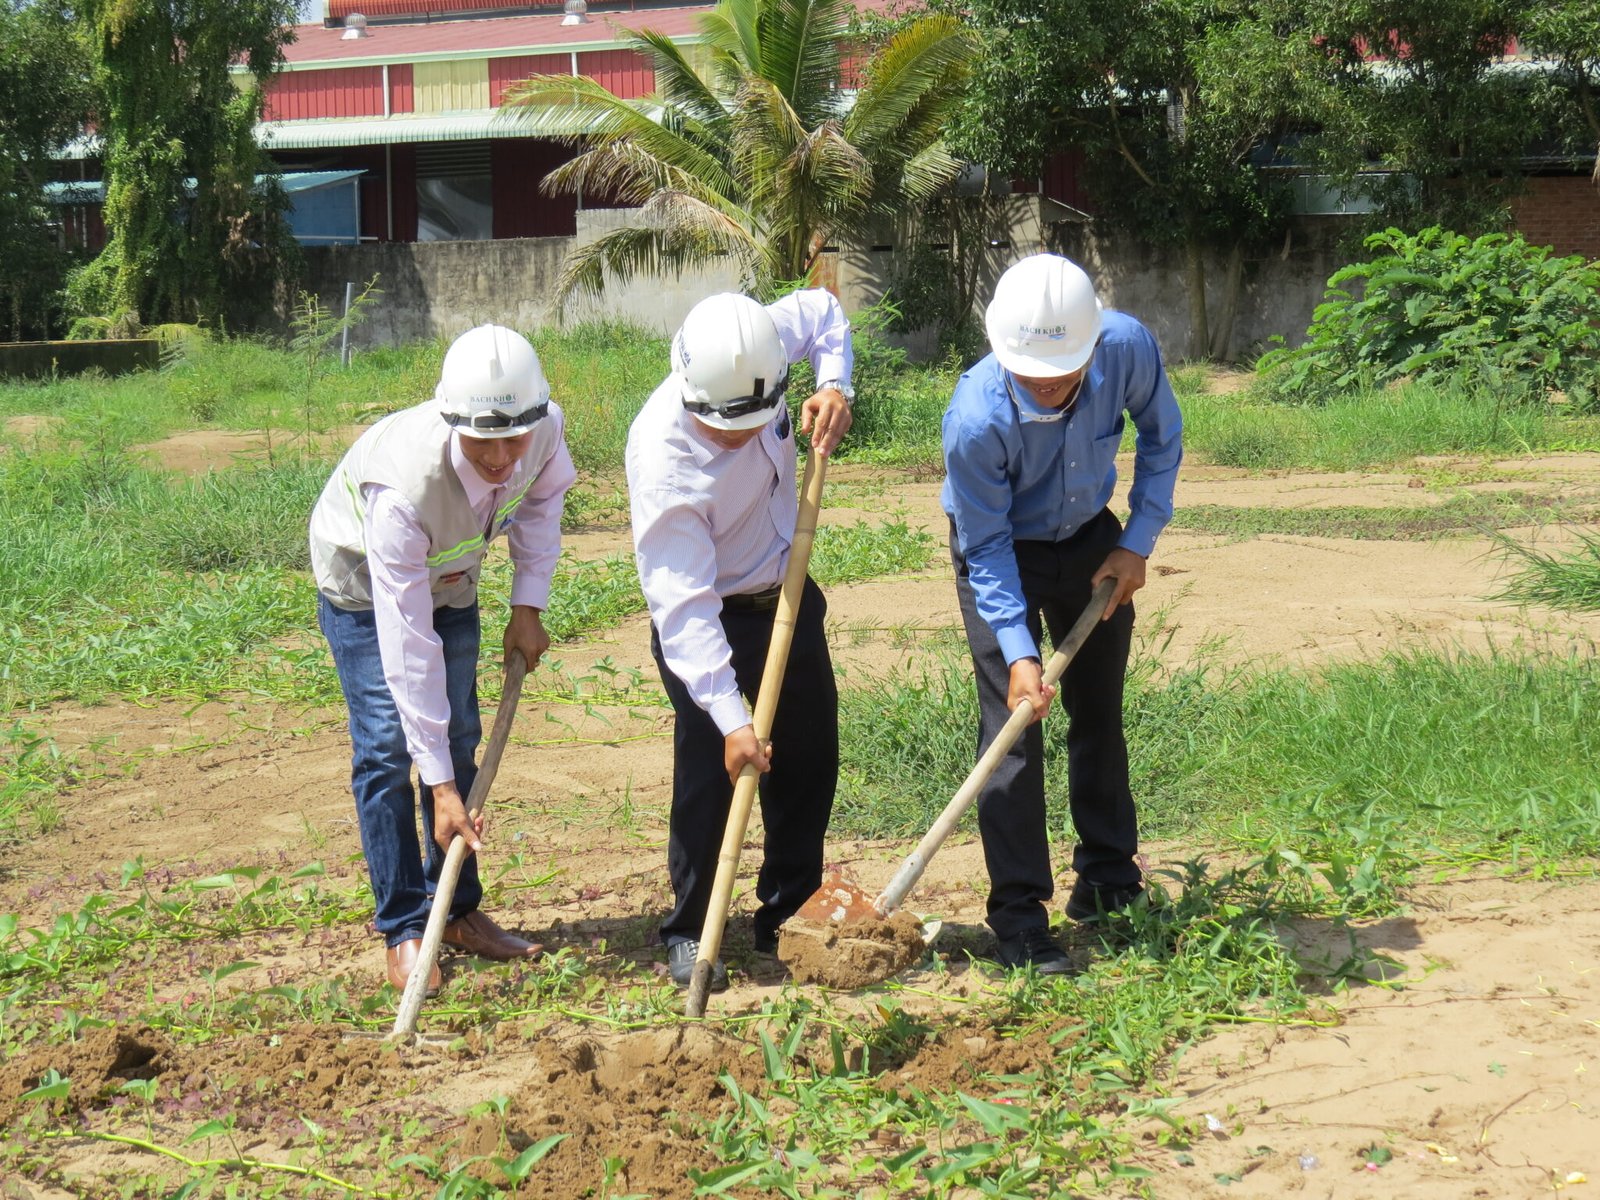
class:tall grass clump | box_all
[1493,528,1600,613]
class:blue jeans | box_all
[318,595,483,946]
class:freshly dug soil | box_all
[777,909,926,988]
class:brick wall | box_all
[1509,175,1600,260]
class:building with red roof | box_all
[254,1,716,243]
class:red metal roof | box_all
[283,5,709,65]
[329,0,564,20]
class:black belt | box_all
[720,585,783,612]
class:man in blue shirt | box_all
[942,253,1183,972]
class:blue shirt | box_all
[941,310,1183,664]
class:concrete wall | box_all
[286,199,1349,361]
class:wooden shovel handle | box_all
[686,450,827,1016]
[391,648,528,1038]
[874,578,1118,917]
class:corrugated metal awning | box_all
[258,107,659,148]
[260,111,526,148]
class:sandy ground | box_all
[4,443,1600,1197]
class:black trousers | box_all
[650,576,839,947]
[951,509,1140,939]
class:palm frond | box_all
[546,142,754,230]
[758,0,851,121]
[552,203,760,303]
[501,74,740,202]
[630,28,729,130]
[699,0,761,76]
[845,15,974,151]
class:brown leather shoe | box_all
[442,910,543,961]
[385,938,442,996]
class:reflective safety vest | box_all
[309,399,563,611]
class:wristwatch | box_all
[819,379,856,405]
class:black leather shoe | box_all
[1065,879,1147,923]
[992,926,1072,975]
[667,940,728,990]
[753,928,779,955]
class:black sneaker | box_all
[992,926,1073,975]
[666,940,728,991]
[753,928,779,956]
[1065,879,1146,923]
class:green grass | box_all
[835,641,1600,864]
[1168,492,1594,540]
[1179,376,1600,470]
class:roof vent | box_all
[341,12,369,38]
[560,0,590,25]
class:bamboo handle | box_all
[391,649,528,1038]
[874,578,1117,917]
[686,451,828,1016]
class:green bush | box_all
[1258,227,1600,404]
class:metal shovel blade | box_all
[792,868,880,926]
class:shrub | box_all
[1257,226,1600,405]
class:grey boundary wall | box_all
[269,201,1349,361]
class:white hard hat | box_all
[434,324,551,438]
[985,254,1103,378]
[671,293,789,431]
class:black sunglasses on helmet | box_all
[682,374,790,419]
[442,400,550,432]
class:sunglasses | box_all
[442,401,549,432]
[683,374,790,419]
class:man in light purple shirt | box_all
[626,290,854,989]
[310,325,576,996]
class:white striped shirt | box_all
[366,419,576,784]
[625,290,852,735]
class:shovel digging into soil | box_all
[390,648,528,1041]
[778,578,1118,989]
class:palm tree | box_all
[500,0,972,302]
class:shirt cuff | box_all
[811,353,850,387]
[708,693,753,737]
[510,572,551,611]
[997,624,1040,666]
[414,748,456,788]
[1119,517,1162,559]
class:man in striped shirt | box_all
[309,324,575,996]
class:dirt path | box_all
[5,451,1600,1197]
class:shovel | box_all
[685,448,827,1017]
[789,577,1117,932]
[391,647,528,1039]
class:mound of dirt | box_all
[778,910,927,989]
[0,1024,173,1124]
[883,1020,1066,1094]
[179,1025,410,1114]
[453,1023,762,1199]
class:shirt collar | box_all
[450,431,501,504]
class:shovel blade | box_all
[792,868,880,927]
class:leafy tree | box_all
[947,0,1334,360]
[72,0,298,328]
[0,0,94,340]
[501,0,973,302]
[1302,0,1579,234]
[1517,0,1600,188]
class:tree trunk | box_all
[1184,238,1210,361]
[1208,241,1244,362]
